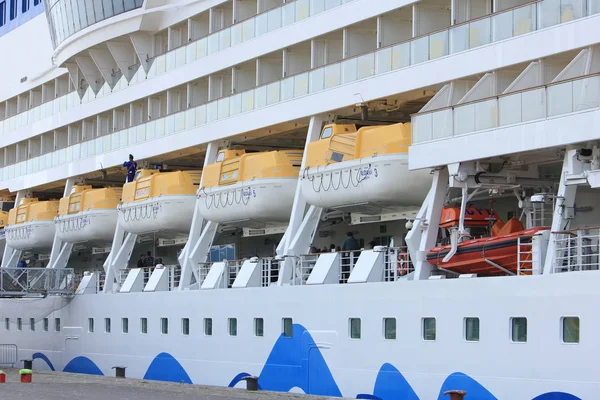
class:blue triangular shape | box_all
[143,352,192,384]
[372,363,419,400]
[531,393,581,400]
[63,356,103,375]
[437,372,497,400]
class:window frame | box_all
[510,317,527,343]
[464,317,480,342]
[204,318,212,336]
[88,318,94,333]
[140,317,148,334]
[282,317,293,338]
[182,318,190,336]
[422,317,436,341]
[122,317,129,334]
[9,0,16,20]
[21,0,27,14]
[0,2,6,27]
[160,317,168,335]
[17,317,22,331]
[383,317,396,340]
[4,317,9,331]
[254,317,264,337]
[561,316,580,344]
[104,317,111,333]
[43,318,49,332]
[30,318,35,331]
[54,318,60,332]
[349,318,361,339]
[228,318,237,336]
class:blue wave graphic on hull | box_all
[437,372,497,400]
[143,352,192,384]
[532,393,582,400]
[63,356,104,375]
[32,352,55,371]
[257,324,341,397]
[369,363,419,400]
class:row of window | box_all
[0,0,41,27]
[4,316,581,344]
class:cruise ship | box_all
[0,0,598,398]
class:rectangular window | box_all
[21,0,27,13]
[161,318,168,334]
[88,318,94,333]
[282,317,293,338]
[384,318,396,340]
[511,317,527,342]
[9,0,16,20]
[182,318,189,335]
[465,317,480,342]
[4,318,9,330]
[29,318,35,332]
[122,318,128,334]
[105,318,111,333]
[562,317,579,344]
[422,317,436,341]
[254,318,264,337]
[349,318,361,339]
[54,318,60,332]
[0,2,6,27]
[141,318,148,334]
[33,0,38,5]
[17,318,22,331]
[43,318,48,332]
[228,318,237,336]
[204,318,212,336]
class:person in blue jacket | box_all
[123,154,138,183]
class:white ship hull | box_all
[118,195,196,235]
[4,221,55,252]
[197,178,296,225]
[1,270,596,400]
[55,209,118,245]
[301,154,432,211]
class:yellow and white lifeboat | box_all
[5,198,59,252]
[300,123,432,213]
[197,149,302,226]
[118,169,200,235]
[55,186,121,245]
[0,209,8,256]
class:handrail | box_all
[412,72,600,117]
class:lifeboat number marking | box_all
[243,188,257,198]
[359,167,378,179]
[136,188,150,198]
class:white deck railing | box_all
[553,228,600,272]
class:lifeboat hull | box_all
[301,154,432,211]
[427,227,549,276]
[118,195,195,235]
[0,229,5,256]
[197,178,296,225]
[5,220,56,252]
[56,209,118,245]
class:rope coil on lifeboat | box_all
[6,225,33,241]
[56,214,90,233]
[303,162,372,193]
[199,185,253,210]
[119,201,162,222]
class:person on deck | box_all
[144,251,155,268]
[123,154,138,183]
[137,254,145,268]
[342,232,360,251]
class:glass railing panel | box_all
[126,126,136,145]
[208,33,219,55]
[573,76,600,111]
[207,101,219,122]
[357,53,375,79]
[432,109,454,139]
[411,36,429,65]
[174,112,185,132]
[326,0,342,9]
[242,18,255,41]
[413,113,433,143]
[176,47,186,67]
[185,108,196,128]
[267,82,281,105]
[499,92,523,126]
[103,135,112,152]
[136,124,147,142]
[513,4,536,36]
[296,0,310,21]
[492,9,513,41]
[376,47,392,74]
[186,41,198,63]
[342,57,358,83]
[310,0,325,15]
[242,91,255,112]
[521,88,546,122]
[474,99,498,131]
[231,23,243,46]
[195,105,207,125]
[197,38,208,58]
[256,12,269,36]
[324,63,341,88]
[282,2,296,25]
[268,7,282,32]
[230,93,242,115]
[119,129,128,147]
[310,67,325,92]
[147,59,158,78]
[111,131,120,149]
[65,147,72,163]
[592,1,600,15]
[281,76,295,100]
[255,85,267,108]
[469,17,491,49]
[146,120,156,140]
[9,117,16,132]
[155,118,166,138]
[72,143,81,160]
[429,30,449,60]
[156,54,167,75]
[52,150,60,166]
[389,42,409,68]
[454,103,476,135]
[219,28,232,50]
[218,98,231,118]
[547,81,574,117]
[165,115,175,135]
[166,51,176,71]
[294,72,309,96]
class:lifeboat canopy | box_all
[55,185,121,245]
[5,198,59,252]
[198,149,302,228]
[300,122,432,214]
[118,169,201,235]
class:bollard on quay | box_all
[112,366,126,378]
[444,390,467,400]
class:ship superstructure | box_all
[0,0,599,399]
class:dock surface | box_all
[0,368,341,399]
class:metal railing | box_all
[0,268,75,296]
[260,258,280,287]
[553,228,600,272]
[517,237,535,275]
[0,344,17,366]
